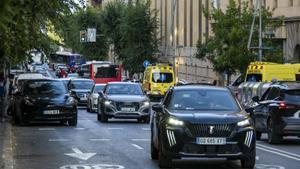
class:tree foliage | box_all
[60,8,109,60]
[196,0,283,78]
[101,0,159,74]
[0,0,79,64]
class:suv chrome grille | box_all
[188,123,236,137]
[115,102,140,111]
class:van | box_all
[142,64,175,99]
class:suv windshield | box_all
[106,84,143,95]
[168,89,240,111]
[70,81,94,90]
[152,72,173,83]
[24,80,67,95]
[93,85,105,93]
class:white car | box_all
[87,84,106,112]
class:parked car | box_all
[87,84,106,113]
[248,81,300,144]
[151,85,256,168]
[97,82,150,123]
[67,78,94,106]
[11,79,77,126]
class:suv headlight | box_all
[66,97,75,105]
[168,117,184,126]
[143,101,150,106]
[237,119,251,127]
[105,100,112,105]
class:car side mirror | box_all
[252,96,260,102]
[152,104,163,113]
[98,91,104,98]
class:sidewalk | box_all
[0,122,5,169]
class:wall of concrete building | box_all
[151,0,219,84]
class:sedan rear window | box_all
[168,89,240,111]
[70,81,94,90]
[284,90,300,104]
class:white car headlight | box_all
[143,101,150,106]
[66,97,75,105]
[105,100,112,105]
[237,119,251,127]
[168,117,184,126]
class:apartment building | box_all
[151,0,217,83]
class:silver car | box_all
[97,82,150,123]
[87,84,106,112]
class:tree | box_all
[118,0,159,74]
[195,0,283,84]
[0,0,79,64]
[60,8,109,60]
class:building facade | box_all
[220,0,300,63]
[150,0,217,83]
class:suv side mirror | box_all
[252,96,260,102]
[152,104,163,112]
[98,91,104,98]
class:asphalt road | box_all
[5,108,300,169]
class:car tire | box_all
[241,149,256,169]
[69,117,77,126]
[97,113,101,121]
[256,131,262,140]
[143,116,150,123]
[19,115,28,126]
[158,144,172,168]
[151,129,159,160]
[101,110,108,123]
[267,118,281,144]
[87,102,91,112]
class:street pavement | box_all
[1,108,298,169]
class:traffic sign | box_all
[87,28,96,42]
[143,60,150,68]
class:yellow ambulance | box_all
[142,63,175,99]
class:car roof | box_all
[173,85,229,91]
[272,81,300,90]
[17,73,46,80]
[95,84,106,86]
[107,82,139,85]
[70,78,94,82]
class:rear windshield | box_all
[152,72,173,83]
[284,90,300,103]
[70,81,94,90]
[168,89,240,111]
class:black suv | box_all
[151,85,256,168]
[249,81,300,144]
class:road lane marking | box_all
[48,139,69,142]
[74,128,85,130]
[131,139,150,142]
[257,144,300,158]
[38,128,55,131]
[131,144,144,150]
[64,148,96,161]
[108,128,124,130]
[89,139,110,141]
[256,146,300,162]
[142,128,150,131]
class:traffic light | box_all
[80,30,87,43]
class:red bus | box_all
[79,61,122,84]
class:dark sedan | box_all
[248,82,300,144]
[151,85,256,168]
[97,82,150,123]
[67,79,94,106]
[12,79,77,126]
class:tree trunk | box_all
[227,72,231,86]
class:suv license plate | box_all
[43,110,60,115]
[196,137,226,145]
[121,107,135,112]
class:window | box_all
[289,0,293,6]
[266,87,280,100]
[152,72,173,83]
[273,0,278,8]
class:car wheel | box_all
[97,112,101,121]
[19,113,28,126]
[151,129,158,160]
[143,116,150,123]
[100,109,108,123]
[240,149,256,169]
[69,117,77,126]
[256,131,262,140]
[267,118,281,144]
[158,133,172,168]
[87,102,91,112]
